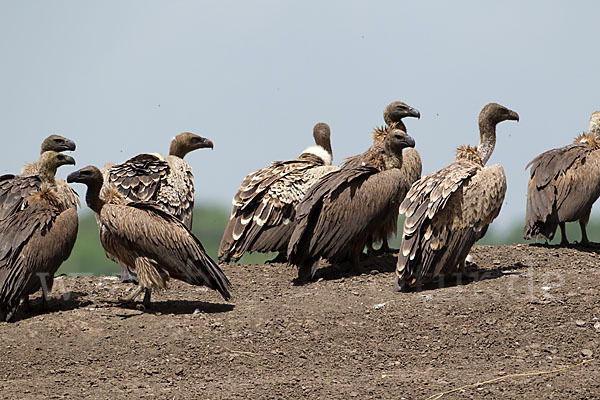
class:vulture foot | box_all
[142,288,152,307]
[120,285,145,304]
[393,278,407,293]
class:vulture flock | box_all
[1,101,599,321]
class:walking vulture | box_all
[287,126,416,282]
[0,135,78,221]
[0,151,78,321]
[344,101,421,255]
[219,122,337,264]
[67,166,231,306]
[396,103,519,291]
[101,132,213,281]
[523,111,600,245]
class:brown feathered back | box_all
[219,123,337,262]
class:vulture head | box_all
[37,151,76,181]
[312,122,333,159]
[40,135,76,154]
[589,111,600,136]
[384,101,421,126]
[169,132,214,159]
[67,165,103,187]
[479,103,520,126]
[383,129,415,170]
[67,166,105,213]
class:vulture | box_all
[287,126,416,282]
[101,132,213,281]
[396,103,519,291]
[0,135,79,221]
[344,101,422,254]
[523,111,600,245]
[0,151,78,321]
[67,166,231,306]
[218,122,337,264]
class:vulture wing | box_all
[524,144,600,239]
[106,154,169,205]
[219,154,333,262]
[99,202,230,300]
[0,174,42,221]
[0,199,78,320]
[397,160,506,287]
[288,165,408,275]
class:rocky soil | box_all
[1,244,599,399]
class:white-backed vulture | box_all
[396,103,519,291]
[344,101,422,255]
[523,111,600,245]
[218,122,337,264]
[0,135,79,221]
[67,166,231,305]
[0,152,78,321]
[102,132,213,282]
[287,127,416,282]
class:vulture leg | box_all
[266,252,287,264]
[142,288,152,307]
[393,278,407,293]
[120,263,139,284]
[559,222,569,246]
[379,238,398,254]
[578,208,594,247]
[123,285,145,303]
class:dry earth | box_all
[1,244,599,399]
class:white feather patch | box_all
[302,145,332,165]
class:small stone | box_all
[582,349,593,357]
[193,308,202,314]
[593,321,600,331]
[373,303,386,310]
[575,320,586,327]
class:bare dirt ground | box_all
[1,244,599,399]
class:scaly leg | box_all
[142,288,152,307]
[559,222,568,245]
[579,208,592,246]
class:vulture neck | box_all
[85,183,105,214]
[169,141,188,159]
[37,165,57,185]
[384,117,407,133]
[477,120,497,165]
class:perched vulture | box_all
[396,103,519,291]
[219,122,337,264]
[344,101,422,254]
[287,127,416,282]
[67,166,231,305]
[0,135,78,221]
[523,111,600,245]
[101,132,213,281]
[0,152,78,321]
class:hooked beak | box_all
[508,110,520,122]
[64,139,76,151]
[402,134,416,148]
[408,107,421,119]
[66,170,80,183]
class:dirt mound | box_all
[1,244,599,399]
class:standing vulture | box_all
[396,103,519,291]
[523,111,600,245]
[102,132,213,282]
[0,135,78,221]
[344,101,421,254]
[0,151,78,321]
[287,127,416,282]
[218,122,337,264]
[67,166,231,306]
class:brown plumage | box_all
[343,101,421,254]
[0,152,78,321]
[102,132,213,282]
[524,111,600,245]
[102,132,213,230]
[0,136,79,221]
[288,127,416,282]
[67,166,231,305]
[219,122,337,263]
[396,103,519,291]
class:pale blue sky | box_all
[1,1,599,231]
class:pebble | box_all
[582,349,593,357]
[373,303,386,310]
[594,321,600,331]
[575,320,586,327]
